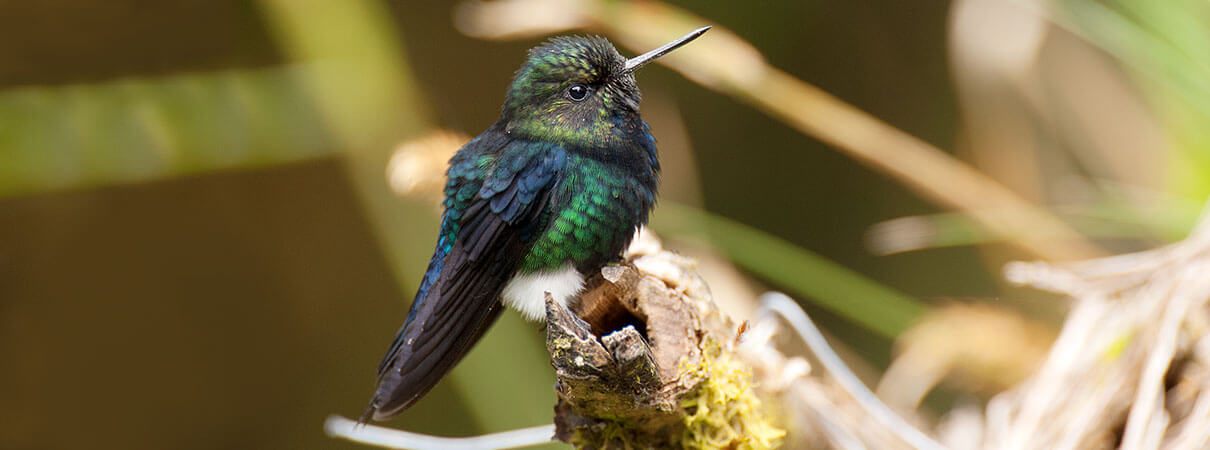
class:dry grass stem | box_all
[982,204,1210,449]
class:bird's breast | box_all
[518,154,653,274]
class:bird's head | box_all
[500,28,709,148]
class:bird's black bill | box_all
[622,25,711,73]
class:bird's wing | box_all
[365,138,566,421]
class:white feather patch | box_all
[501,264,585,321]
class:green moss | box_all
[680,342,785,450]
[566,340,783,449]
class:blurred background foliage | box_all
[0,0,1205,448]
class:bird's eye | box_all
[566,83,589,101]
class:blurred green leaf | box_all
[653,203,926,339]
[1055,0,1210,198]
[0,67,335,198]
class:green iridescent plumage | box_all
[362,27,709,421]
[520,154,646,272]
[506,36,643,147]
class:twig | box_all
[758,292,947,450]
[323,415,556,450]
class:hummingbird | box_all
[363,26,711,421]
